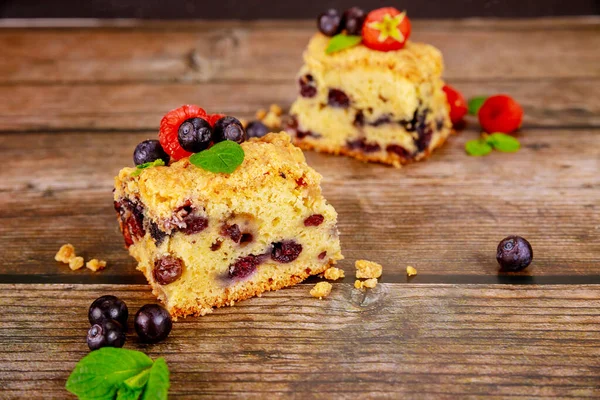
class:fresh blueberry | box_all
[88,295,128,327]
[134,304,173,344]
[87,319,125,350]
[497,236,533,271]
[246,121,270,138]
[342,7,366,35]
[213,116,246,144]
[177,117,212,152]
[133,140,170,166]
[87,324,107,350]
[318,9,342,37]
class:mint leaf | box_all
[465,139,493,156]
[487,133,520,152]
[66,348,154,399]
[326,34,362,54]
[117,385,145,400]
[141,358,170,400]
[131,159,165,177]
[468,96,487,115]
[189,140,245,174]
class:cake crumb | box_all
[55,244,76,264]
[68,256,85,271]
[355,259,383,279]
[324,267,345,281]
[407,266,417,276]
[269,104,283,116]
[256,104,283,130]
[310,281,332,299]
[86,259,107,272]
[355,278,378,289]
[256,109,267,120]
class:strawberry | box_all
[159,105,208,160]
[362,7,411,52]
[442,85,468,125]
[478,95,523,134]
[207,113,226,127]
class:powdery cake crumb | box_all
[68,256,85,271]
[55,244,76,264]
[310,281,332,299]
[256,104,284,130]
[324,267,345,281]
[407,266,417,276]
[355,259,383,279]
[354,278,378,289]
[86,259,107,272]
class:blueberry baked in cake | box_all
[114,105,343,318]
[287,6,452,167]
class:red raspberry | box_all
[442,85,468,125]
[207,113,226,127]
[362,7,411,52]
[478,95,523,134]
[159,105,208,160]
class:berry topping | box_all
[362,7,411,52]
[228,255,260,279]
[342,7,366,36]
[442,85,468,125]
[496,236,533,272]
[213,116,247,144]
[304,214,325,227]
[87,319,125,351]
[299,74,318,98]
[328,89,350,108]
[246,121,270,138]
[134,304,172,344]
[317,9,342,37]
[114,199,145,247]
[207,113,226,127]
[271,241,303,263]
[133,140,170,166]
[88,295,129,327]
[159,105,208,161]
[177,117,213,153]
[153,256,183,285]
[478,95,524,134]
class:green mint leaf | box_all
[465,138,493,156]
[326,34,362,54]
[117,384,144,400]
[131,159,165,177]
[468,96,487,115]
[141,358,170,400]
[487,132,520,152]
[189,140,245,174]
[66,348,154,399]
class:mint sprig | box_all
[131,159,165,177]
[189,140,245,174]
[465,132,520,156]
[326,34,362,54]
[468,96,487,115]
[66,348,170,400]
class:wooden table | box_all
[1,18,599,398]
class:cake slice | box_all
[114,131,343,318]
[287,7,452,167]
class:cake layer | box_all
[114,133,343,318]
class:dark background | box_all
[1,0,598,19]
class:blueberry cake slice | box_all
[114,132,343,318]
[287,7,452,167]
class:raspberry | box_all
[362,7,411,52]
[442,85,468,125]
[159,105,208,160]
[478,95,523,134]
[207,113,226,127]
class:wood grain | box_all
[1,284,600,398]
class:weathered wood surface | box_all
[1,284,600,398]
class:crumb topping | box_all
[68,256,84,271]
[55,244,76,264]
[323,267,345,280]
[355,278,378,289]
[310,281,333,299]
[406,265,417,276]
[355,259,383,279]
[86,259,107,272]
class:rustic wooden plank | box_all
[1,128,598,278]
[0,79,598,132]
[0,19,598,85]
[1,284,599,398]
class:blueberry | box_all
[328,89,350,108]
[213,116,246,144]
[497,236,533,271]
[318,9,342,37]
[133,140,170,166]
[87,319,125,350]
[246,121,270,138]
[134,304,173,344]
[153,256,183,286]
[228,255,260,279]
[342,7,366,36]
[177,117,212,152]
[299,74,317,98]
[88,295,128,327]
[271,241,303,263]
